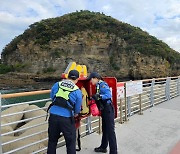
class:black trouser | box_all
[100,104,117,154]
[47,114,76,154]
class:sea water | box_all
[0,84,52,107]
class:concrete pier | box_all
[57,96,180,154]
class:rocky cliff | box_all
[1,11,180,80]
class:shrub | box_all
[0,64,14,74]
[43,67,56,73]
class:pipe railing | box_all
[1,90,50,99]
[0,76,179,153]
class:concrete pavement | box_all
[57,96,180,154]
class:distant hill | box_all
[1,10,180,80]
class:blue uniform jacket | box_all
[50,81,82,117]
[97,80,112,104]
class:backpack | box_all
[80,87,90,116]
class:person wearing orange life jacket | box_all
[87,72,118,154]
[47,70,82,154]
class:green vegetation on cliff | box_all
[1,10,180,74]
[0,64,26,74]
[0,64,14,74]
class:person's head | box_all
[87,72,102,85]
[68,70,79,84]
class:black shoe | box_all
[94,147,107,153]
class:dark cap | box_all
[68,70,79,80]
[86,72,101,80]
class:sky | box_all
[0,0,180,57]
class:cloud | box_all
[97,0,180,52]
[0,0,179,55]
[148,16,180,51]
[0,0,57,53]
[51,0,88,15]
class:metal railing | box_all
[0,76,179,154]
[118,76,180,123]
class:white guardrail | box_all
[0,76,180,154]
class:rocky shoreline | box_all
[0,72,60,91]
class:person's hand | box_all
[74,114,80,121]
[74,114,79,118]
[92,94,101,101]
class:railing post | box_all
[86,116,92,134]
[124,83,128,121]
[127,97,132,116]
[150,79,155,106]
[119,99,124,124]
[0,93,2,154]
[138,94,143,115]
[165,77,171,100]
[177,77,180,96]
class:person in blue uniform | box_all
[47,70,82,154]
[87,72,117,154]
